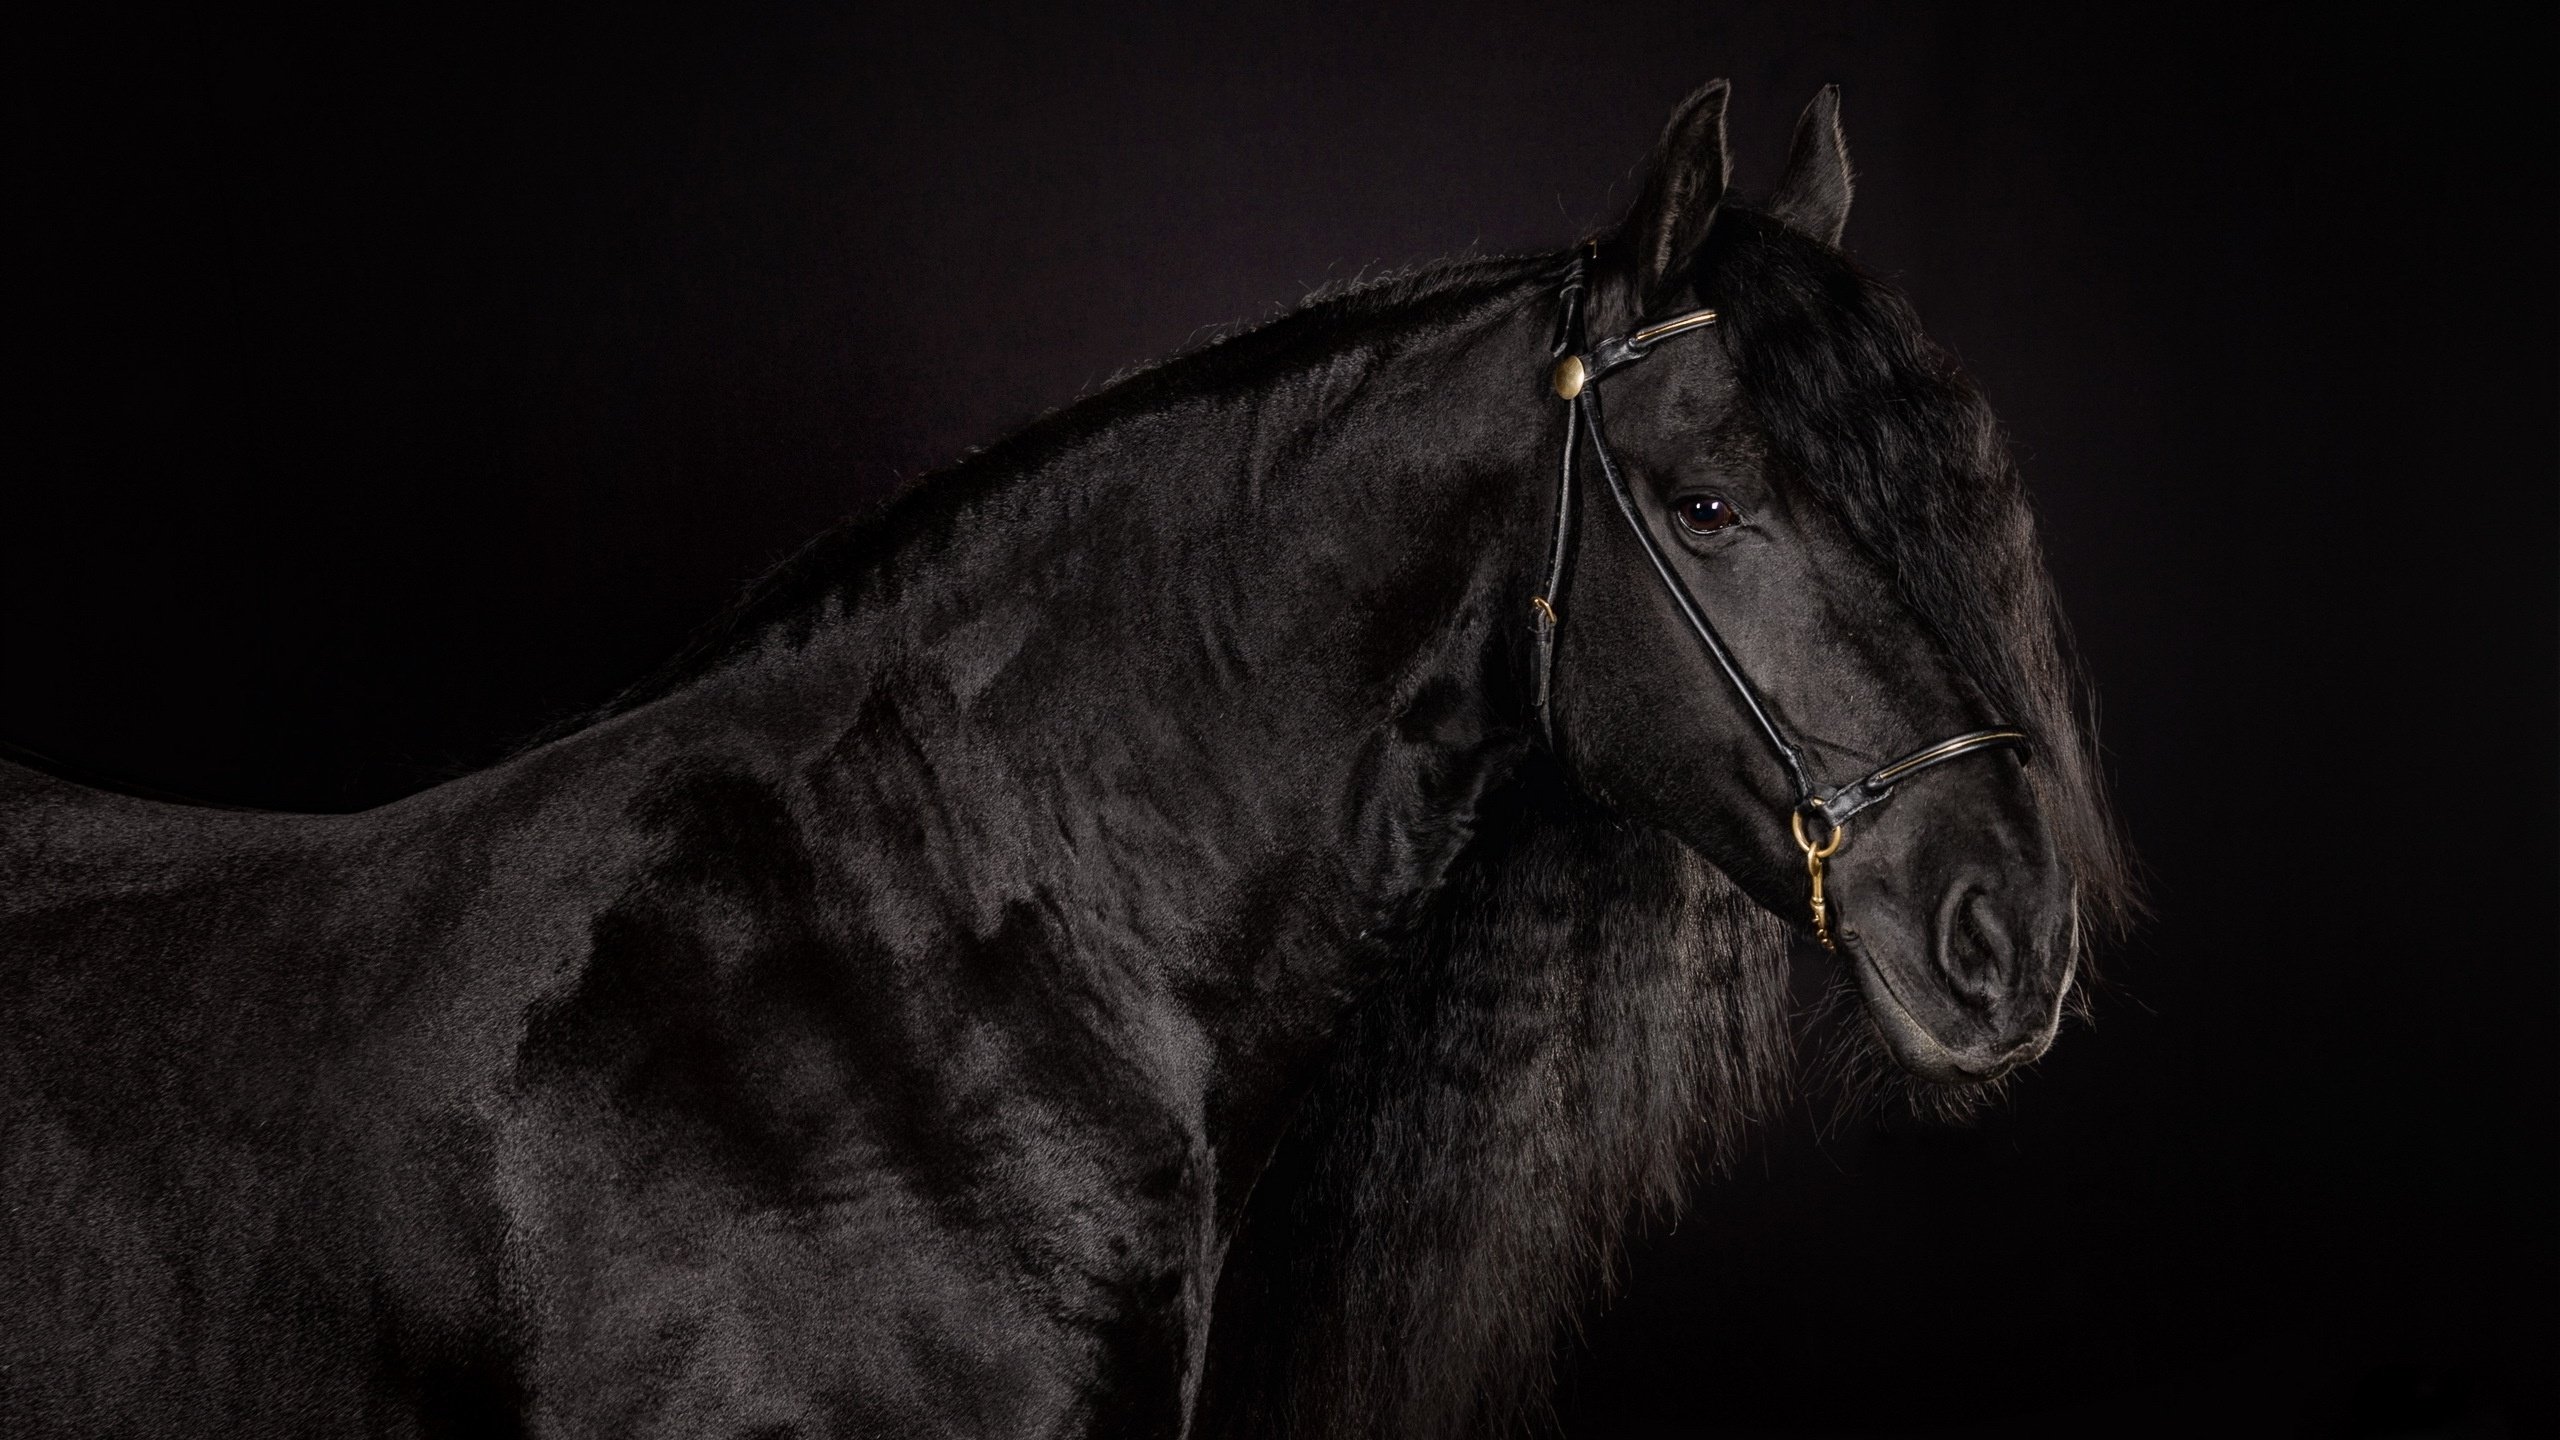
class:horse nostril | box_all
[1939,887,2013,993]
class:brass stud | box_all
[1552,354,1587,400]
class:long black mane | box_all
[1195,205,2133,1438]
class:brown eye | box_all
[1674,492,1741,534]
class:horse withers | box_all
[0,82,2129,1437]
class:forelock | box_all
[1697,207,2136,935]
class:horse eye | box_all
[1673,493,1741,535]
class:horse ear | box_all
[1617,80,1731,300]
[1767,85,1853,245]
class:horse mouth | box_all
[1839,932,2047,1085]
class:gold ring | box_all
[1790,807,1844,859]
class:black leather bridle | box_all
[1525,254,2030,948]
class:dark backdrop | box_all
[6,4,2553,1434]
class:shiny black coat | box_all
[1,85,2124,1439]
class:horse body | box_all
[2,261,1556,1434]
[2,83,2129,1438]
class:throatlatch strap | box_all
[1528,259,1587,743]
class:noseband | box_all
[1526,255,2029,950]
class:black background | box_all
[6,4,2553,1434]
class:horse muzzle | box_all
[1838,872,2076,1084]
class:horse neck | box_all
[562,269,1558,1168]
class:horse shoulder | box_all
[493,741,1217,1436]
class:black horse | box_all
[1,83,2129,1437]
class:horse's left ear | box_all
[1617,80,1731,302]
[1767,85,1854,245]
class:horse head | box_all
[1540,84,2122,1084]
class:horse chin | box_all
[1838,931,2056,1085]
